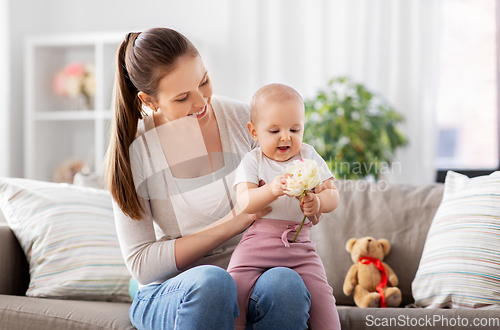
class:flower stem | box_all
[292,191,308,243]
[291,214,307,243]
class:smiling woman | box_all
[104,27,312,330]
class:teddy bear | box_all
[343,236,402,308]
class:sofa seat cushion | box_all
[337,306,500,330]
[0,295,134,330]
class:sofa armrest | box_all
[0,224,30,295]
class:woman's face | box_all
[140,55,214,126]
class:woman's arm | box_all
[114,197,271,284]
[113,199,175,285]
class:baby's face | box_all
[249,98,305,162]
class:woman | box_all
[105,28,311,330]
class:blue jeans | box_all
[129,265,311,330]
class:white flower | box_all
[309,112,322,123]
[284,159,324,197]
[338,136,351,146]
[83,75,95,97]
[332,83,348,101]
[368,106,380,116]
[313,100,323,111]
[82,63,96,97]
[53,62,95,98]
[65,75,83,97]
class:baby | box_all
[227,83,341,329]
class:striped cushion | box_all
[0,178,131,302]
[412,171,500,309]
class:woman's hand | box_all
[232,204,272,233]
[175,204,272,271]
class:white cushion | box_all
[0,177,131,302]
[412,171,500,309]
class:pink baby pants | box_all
[227,218,341,330]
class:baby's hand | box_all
[269,174,290,197]
[300,192,321,217]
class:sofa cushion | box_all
[311,180,444,306]
[412,171,500,309]
[0,295,134,330]
[0,178,131,302]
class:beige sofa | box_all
[1,180,499,329]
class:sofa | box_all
[1,178,499,330]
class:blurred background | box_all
[0,0,498,185]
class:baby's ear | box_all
[247,122,258,141]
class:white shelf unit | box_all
[24,33,124,182]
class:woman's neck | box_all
[153,104,225,178]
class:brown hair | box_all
[105,28,199,220]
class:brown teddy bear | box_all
[343,237,402,308]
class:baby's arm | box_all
[236,174,290,214]
[301,178,339,218]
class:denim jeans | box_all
[129,265,311,330]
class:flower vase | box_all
[75,94,94,111]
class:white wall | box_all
[8,0,440,184]
[8,0,243,177]
[0,0,9,177]
[9,0,51,177]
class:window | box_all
[435,0,499,181]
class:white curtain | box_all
[0,0,9,177]
[13,0,441,184]
[210,0,442,185]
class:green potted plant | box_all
[304,76,408,180]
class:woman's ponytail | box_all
[105,32,144,220]
[105,28,199,220]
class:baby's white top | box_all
[233,144,333,222]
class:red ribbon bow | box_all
[359,256,388,308]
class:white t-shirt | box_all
[233,143,333,222]
[173,165,231,215]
